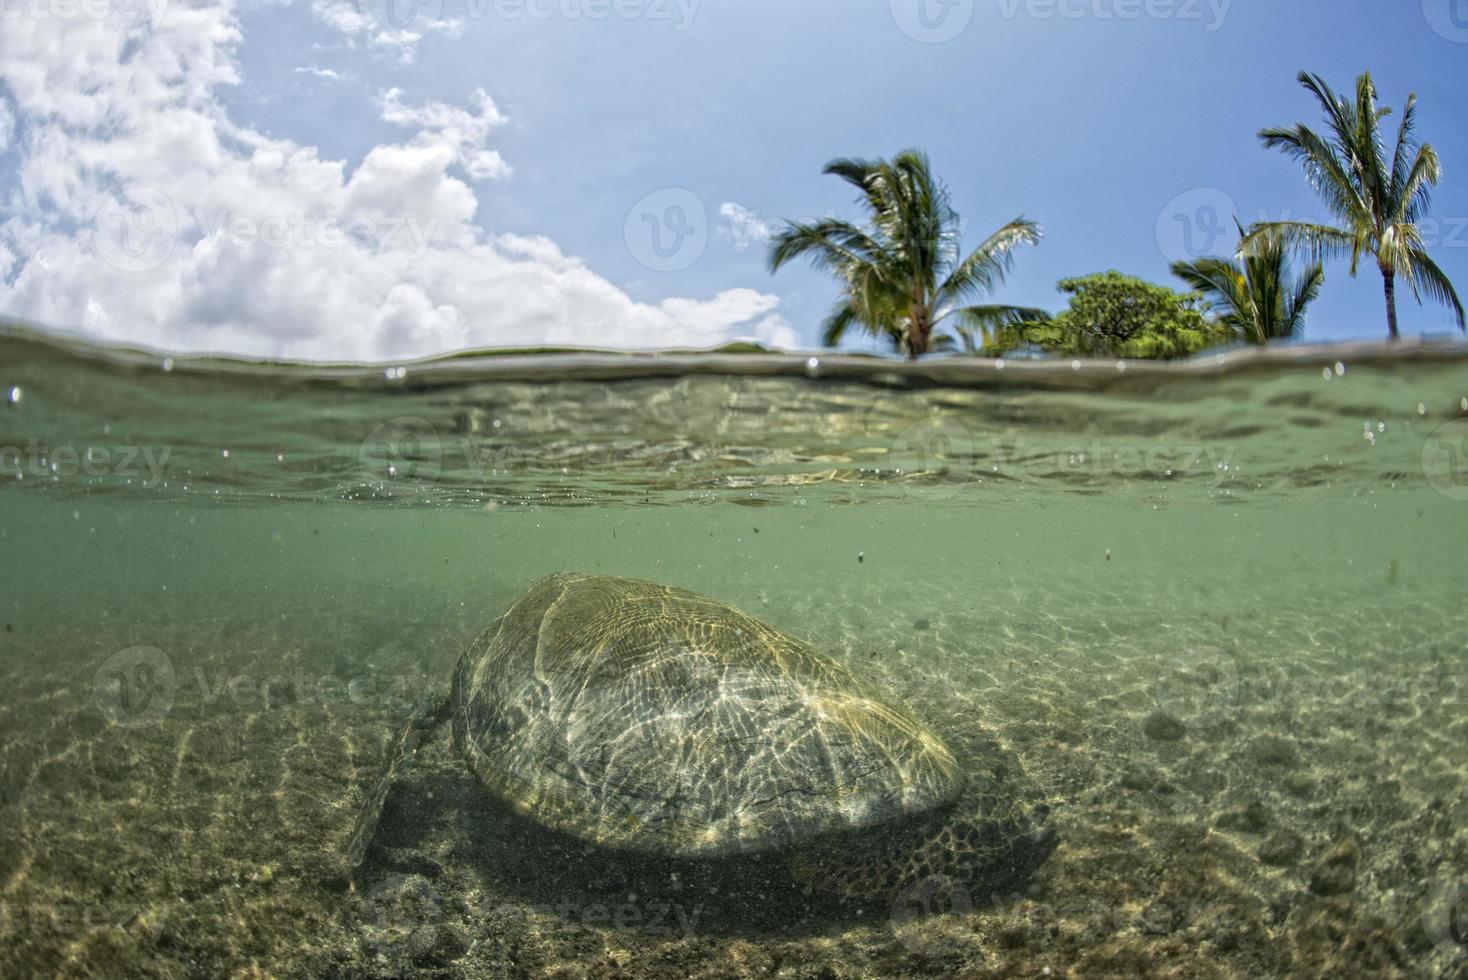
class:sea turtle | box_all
[347,573,1057,904]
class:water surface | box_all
[2,324,1467,977]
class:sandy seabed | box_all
[1,576,1466,979]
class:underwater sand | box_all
[1,507,1466,978]
[2,328,1467,977]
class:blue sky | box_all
[1,0,1466,358]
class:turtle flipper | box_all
[346,691,452,867]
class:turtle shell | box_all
[450,573,962,859]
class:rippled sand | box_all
[2,565,1464,978]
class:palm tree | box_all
[1243,70,1464,339]
[768,150,1046,358]
[1172,223,1325,344]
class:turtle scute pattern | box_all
[451,573,962,859]
[789,761,1058,902]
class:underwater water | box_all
[1,322,1467,978]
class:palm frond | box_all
[1241,221,1356,267]
[1404,249,1466,329]
[767,219,878,275]
[1396,143,1442,226]
[937,217,1042,307]
[819,300,859,347]
[1387,92,1420,212]
[1172,257,1249,322]
[1283,262,1325,338]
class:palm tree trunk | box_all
[908,305,931,359]
[1382,269,1399,340]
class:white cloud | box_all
[718,202,772,253]
[308,0,463,64]
[0,1,796,361]
[294,65,348,80]
[380,87,510,182]
[0,95,13,153]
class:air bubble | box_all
[5,386,19,405]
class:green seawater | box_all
[2,324,1467,977]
